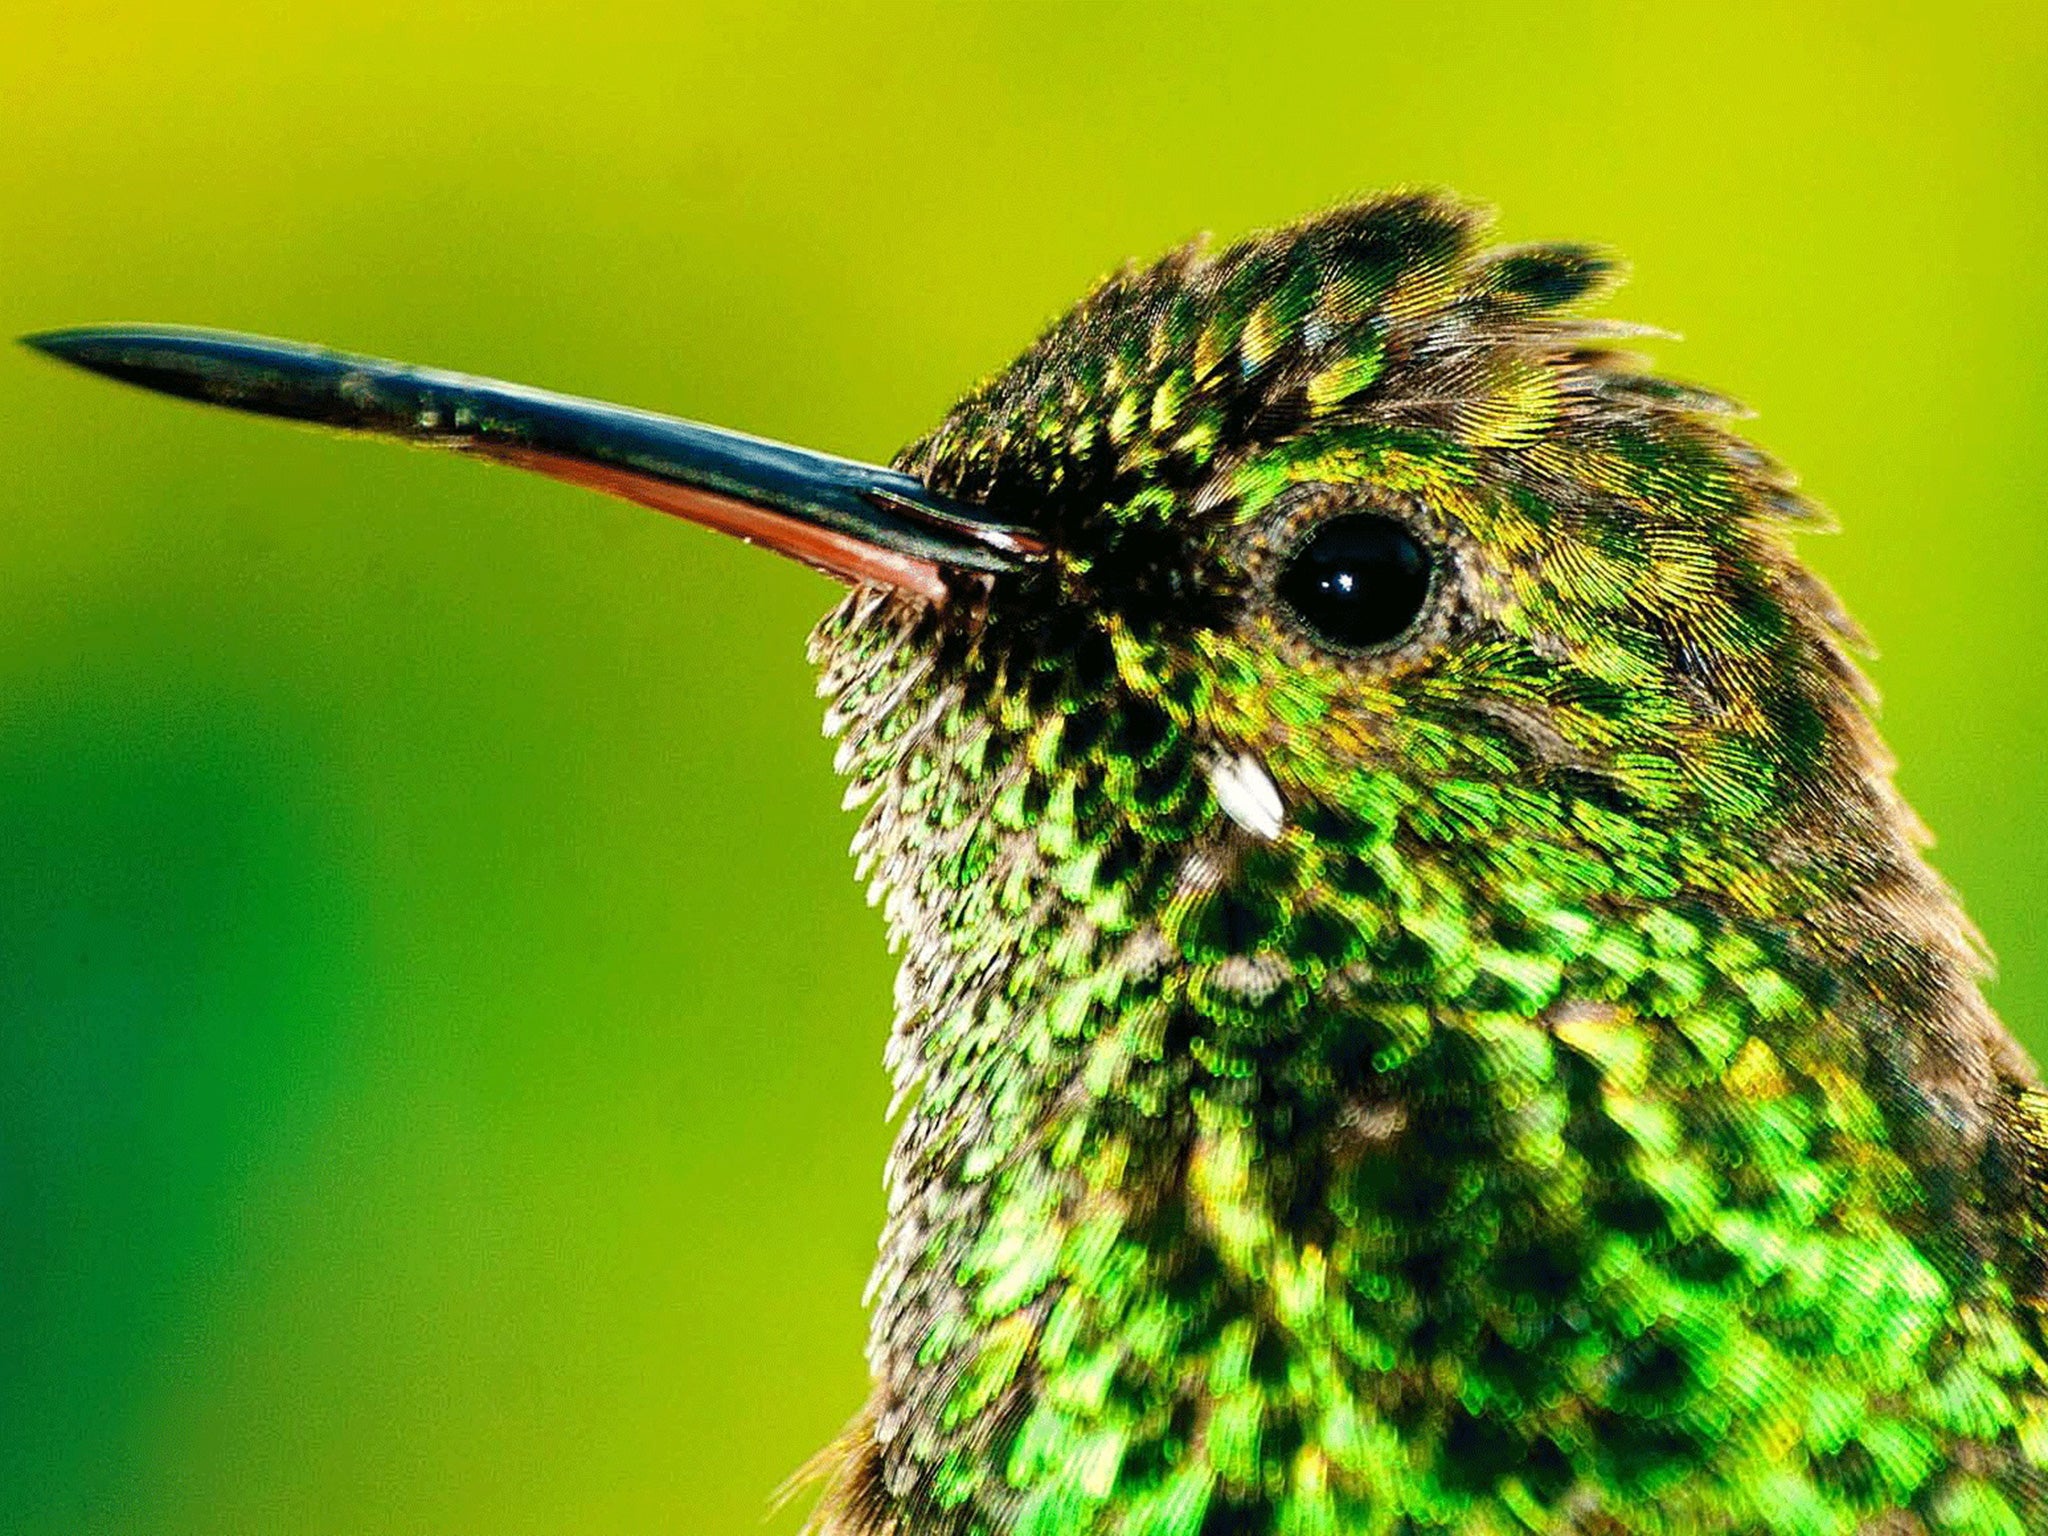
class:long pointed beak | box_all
[21,324,1040,603]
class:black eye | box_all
[1275,512,1437,653]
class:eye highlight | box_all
[1275,512,1437,653]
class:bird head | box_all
[815,193,1903,999]
[23,190,1934,1083]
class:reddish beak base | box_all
[493,447,952,602]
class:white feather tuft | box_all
[1207,752,1287,842]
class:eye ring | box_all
[1272,508,1443,656]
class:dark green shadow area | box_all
[0,675,361,1531]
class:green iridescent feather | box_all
[800,192,2048,1536]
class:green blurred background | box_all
[1,3,2043,1531]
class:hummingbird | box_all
[25,190,2048,1536]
